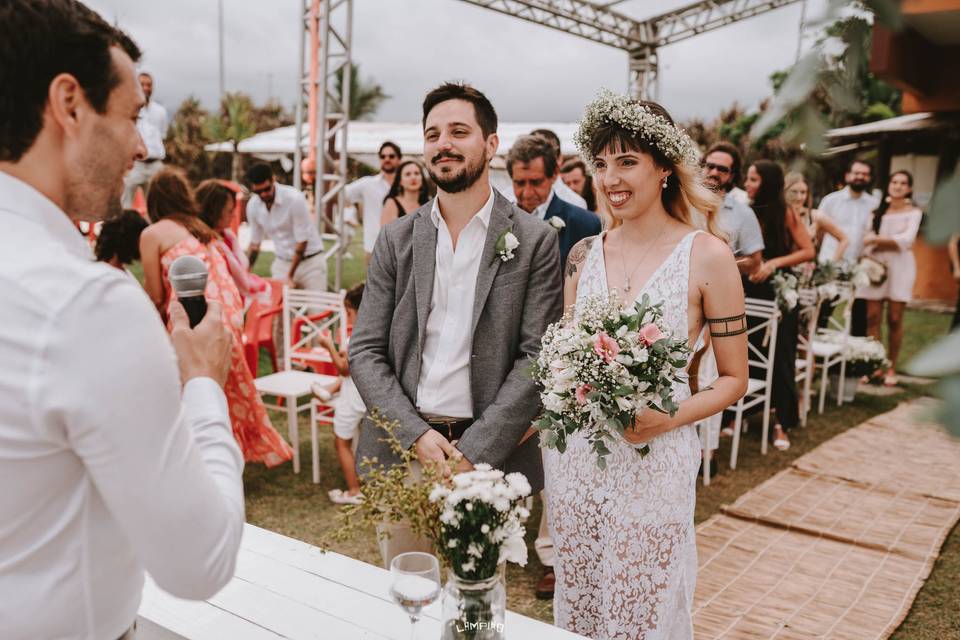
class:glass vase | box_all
[441,564,506,640]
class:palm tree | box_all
[167,97,213,182]
[334,63,388,121]
[205,92,257,182]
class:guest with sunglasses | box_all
[701,142,765,275]
[345,140,402,262]
[245,162,327,292]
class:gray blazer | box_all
[349,190,563,493]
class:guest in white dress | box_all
[545,93,749,640]
[859,170,923,386]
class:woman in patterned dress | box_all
[139,168,293,467]
[544,94,748,640]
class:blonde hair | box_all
[783,171,812,220]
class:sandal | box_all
[883,369,899,387]
[328,488,363,505]
[772,426,790,451]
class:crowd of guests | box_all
[699,150,924,450]
[116,130,928,483]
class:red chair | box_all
[240,279,284,377]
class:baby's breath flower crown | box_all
[574,89,701,169]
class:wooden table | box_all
[138,524,586,639]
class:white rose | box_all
[499,533,528,566]
[504,232,520,250]
[549,217,566,230]
[784,289,799,310]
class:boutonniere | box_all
[548,216,566,231]
[496,228,519,262]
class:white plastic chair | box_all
[254,287,342,481]
[794,288,822,427]
[728,297,779,470]
[810,283,854,413]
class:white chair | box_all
[810,283,854,413]
[794,288,822,427]
[254,287,342,482]
[728,297,779,470]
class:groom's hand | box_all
[414,430,462,473]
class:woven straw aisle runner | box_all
[693,398,960,639]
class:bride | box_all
[543,92,749,640]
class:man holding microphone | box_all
[0,3,245,639]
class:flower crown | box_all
[574,89,701,169]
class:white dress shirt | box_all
[136,100,168,161]
[0,171,245,640]
[247,182,324,261]
[533,188,556,220]
[817,187,879,263]
[416,189,495,418]
[345,174,391,252]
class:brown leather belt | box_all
[421,414,473,441]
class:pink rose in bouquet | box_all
[638,323,664,345]
[593,332,619,363]
[575,384,593,405]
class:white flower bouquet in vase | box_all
[430,465,531,640]
[530,293,692,468]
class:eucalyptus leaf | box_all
[924,176,960,244]
[907,328,960,377]
[934,376,960,439]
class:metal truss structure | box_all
[457,0,802,99]
[293,0,353,289]
[290,0,799,287]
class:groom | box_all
[350,82,562,565]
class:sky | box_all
[87,0,833,125]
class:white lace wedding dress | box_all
[544,230,704,640]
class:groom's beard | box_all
[429,152,486,194]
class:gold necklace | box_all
[618,224,667,293]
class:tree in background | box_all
[205,92,258,182]
[682,13,901,195]
[334,62,389,121]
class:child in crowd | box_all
[314,283,366,505]
[94,209,148,272]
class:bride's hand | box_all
[624,410,675,444]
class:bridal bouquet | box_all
[530,293,691,468]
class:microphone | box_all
[168,255,209,328]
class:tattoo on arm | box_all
[707,313,747,337]
[564,237,595,279]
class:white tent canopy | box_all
[203,121,582,165]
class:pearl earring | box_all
[662,176,669,189]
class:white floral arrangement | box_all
[496,229,519,262]
[771,270,800,311]
[817,330,890,377]
[573,88,701,168]
[548,216,566,231]
[429,465,531,580]
[530,293,691,468]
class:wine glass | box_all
[389,552,441,639]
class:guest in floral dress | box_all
[139,168,293,467]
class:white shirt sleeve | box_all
[247,205,264,245]
[42,274,244,600]
[289,191,312,244]
[344,177,365,205]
